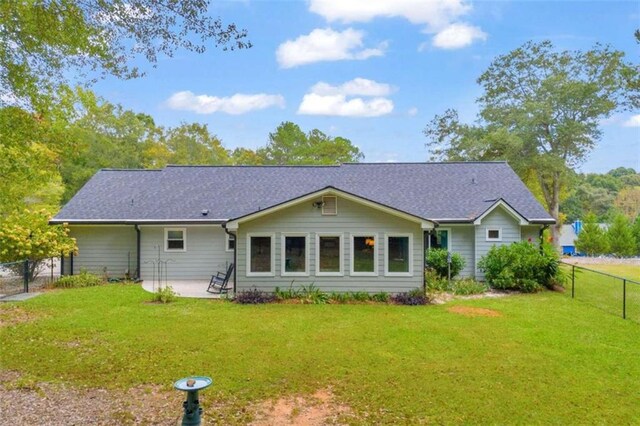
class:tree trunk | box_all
[549,172,561,251]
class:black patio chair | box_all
[207,263,234,294]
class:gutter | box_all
[222,223,237,294]
[49,219,228,225]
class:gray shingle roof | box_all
[52,162,554,224]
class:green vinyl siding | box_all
[69,226,137,278]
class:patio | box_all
[141,280,233,299]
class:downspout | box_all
[70,253,74,276]
[222,223,237,294]
[135,225,141,281]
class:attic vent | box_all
[322,196,337,216]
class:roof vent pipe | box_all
[201,209,209,216]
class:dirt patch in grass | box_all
[0,306,40,328]
[0,373,182,426]
[250,388,352,425]
[447,306,502,317]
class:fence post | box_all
[23,259,29,293]
[623,279,626,320]
[571,265,575,299]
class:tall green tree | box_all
[1,1,250,107]
[632,215,640,256]
[575,213,608,256]
[151,123,230,167]
[607,214,636,257]
[258,122,364,165]
[424,41,639,243]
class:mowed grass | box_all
[2,285,640,424]
[561,262,640,323]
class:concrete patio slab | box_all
[141,280,233,299]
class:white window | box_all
[164,228,186,252]
[225,233,235,252]
[350,234,378,276]
[429,228,451,251]
[321,196,337,215]
[315,233,343,276]
[486,228,502,242]
[247,233,275,276]
[385,233,413,276]
[281,233,309,276]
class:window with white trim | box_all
[247,233,274,276]
[486,228,502,241]
[282,234,309,276]
[350,234,377,276]
[164,228,186,252]
[316,234,343,275]
[225,233,235,252]
[385,234,413,276]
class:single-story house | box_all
[50,162,555,293]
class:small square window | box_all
[486,228,502,241]
[165,228,186,251]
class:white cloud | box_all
[309,0,487,50]
[432,23,487,49]
[310,78,394,97]
[276,28,386,68]
[309,0,471,31]
[622,114,640,127]
[165,91,285,115]
[297,78,394,117]
[408,107,419,116]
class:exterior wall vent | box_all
[321,196,337,215]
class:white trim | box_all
[384,233,413,277]
[246,233,275,277]
[473,200,527,225]
[164,228,187,252]
[225,188,435,231]
[486,227,502,242]
[349,233,378,277]
[281,233,310,277]
[315,233,344,277]
[225,233,235,252]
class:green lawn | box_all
[2,284,640,423]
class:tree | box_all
[0,107,66,216]
[606,213,636,257]
[614,187,640,221]
[258,122,364,165]
[632,215,640,256]
[0,209,76,279]
[230,147,264,165]
[1,1,251,106]
[149,123,230,167]
[424,41,639,244]
[575,213,608,256]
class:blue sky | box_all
[93,0,640,173]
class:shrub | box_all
[53,271,103,288]
[478,241,560,292]
[425,269,451,293]
[426,249,465,279]
[351,291,370,302]
[392,288,428,305]
[235,289,276,304]
[371,292,390,303]
[152,285,177,303]
[451,279,488,296]
[329,292,353,303]
[274,283,301,300]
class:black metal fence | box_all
[563,262,640,323]
[0,259,59,299]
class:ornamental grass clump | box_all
[53,271,103,288]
